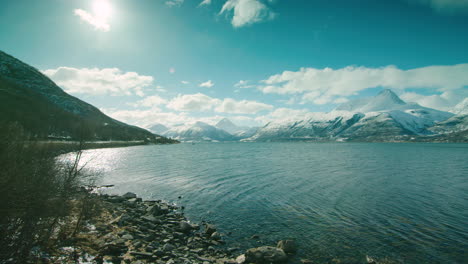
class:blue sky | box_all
[1,0,467,127]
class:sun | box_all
[93,0,112,19]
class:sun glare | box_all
[93,0,112,19]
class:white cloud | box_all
[130,95,168,108]
[260,64,468,106]
[408,0,468,14]
[220,0,276,27]
[167,93,221,112]
[169,67,176,74]
[215,98,273,114]
[199,0,212,6]
[74,9,110,32]
[43,67,154,96]
[199,80,215,88]
[166,93,273,114]
[166,0,184,7]
[181,81,190,84]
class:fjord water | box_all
[78,143,467,263]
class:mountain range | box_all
[148,90,467,143]
[0,50,176,143]
[245,89,466,142]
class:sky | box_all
[1,0,468,128]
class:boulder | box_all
[210,232,221,240]
[178,221,193,233]
[277,240,297,254]
[204,224,217,236]
[150,204,170,216]
[243,246,287,264]
[122,192,137,199]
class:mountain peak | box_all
[216,118,235,126]
[375,89,405,104]
[335,89,407,113]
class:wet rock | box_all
[366,255,377,264]
[277,240,297,254]
[243,246,287,264]
[205,224,217,236]
[250,235,260,240]
[300,259,314,264]
[150,204,170,216]
[179,221,193,233]
[123,192,137,199]
[210,232,221,240]
[108,195,126,203]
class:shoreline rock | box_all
[43,192,297,264]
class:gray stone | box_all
[244,246,287,264]
[163,243,176,252]
[210,232,221,240]
[179,221,193,233]
[277,240,297,254]
[150,204,170,216]
[121,234,134,240]
[122,192,137,199]
[236,254,246,264]
[204,224,216,236]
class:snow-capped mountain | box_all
[245,89,456,142]
[451,98,468,115]
[215,118,258,136]
[215,118,243,134]
[163,122,237,142]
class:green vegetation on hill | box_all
[0,51,177,144]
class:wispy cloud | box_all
[166,0,184,7]
[407,0,468,15]
[234,80,255,88]
[74,9,110,32]
[181,81,190,84]
[169,67,176,74]
[199,0,212,6]
[43,67,154,96]
[220,0,276,27]
[199,80,215,88]
[260,64,468,106]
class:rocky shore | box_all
[41,192,298,264]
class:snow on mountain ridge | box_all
[245,89,455,141]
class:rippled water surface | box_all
[74,143,468,263]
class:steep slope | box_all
[164,122,237,142]
[0,50,176,143]
[147,123,169,135]
[215,118,241,134]
[451,98,468,115]
[246,90,455,142]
